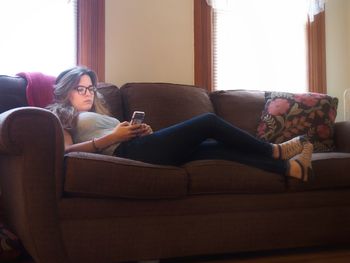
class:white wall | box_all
[326,0,350,121]
[105,0,194,87]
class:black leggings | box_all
[115,113,287,175]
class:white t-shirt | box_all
[73,111,120,155]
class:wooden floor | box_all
[19,246,350,263]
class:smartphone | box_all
[130,111,145,125]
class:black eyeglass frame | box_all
[74,85,97,95]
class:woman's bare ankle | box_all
[288,160,303,180]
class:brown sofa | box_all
[1,75,350,263]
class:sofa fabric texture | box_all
[210,90,265,135]
[64,152,187,199]
[0,75,28,113]
[1,74,350,263]
[120,83,215,131]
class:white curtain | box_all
[206,0,326,22]
[308,0,326,22]
[206,0,231,10]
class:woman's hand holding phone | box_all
[138,123,153,136]
[130,111,145,125]
[129,111,153,137]
[111,122,142,142]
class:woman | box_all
[47,66,314,181]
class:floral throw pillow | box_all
[256,92,338,152]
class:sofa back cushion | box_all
[0,74,122,115]
[210,90,265,135]
[96,83,124,121]
[120,83,215,131]
[0,75,28,114]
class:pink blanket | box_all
[16,72,56,108]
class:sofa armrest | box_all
[334,121,350,152]
[0,107,69,263]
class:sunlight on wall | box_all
[105,0,194,87]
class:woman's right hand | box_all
[111,121,142,142]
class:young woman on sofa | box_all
[46,66,314,181]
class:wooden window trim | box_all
[307,12,327,93]
[77,0,105,81]
[194,0,213,91]
[194,0,327,93]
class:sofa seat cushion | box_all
[287,152,350,191]
[64,152,188,199]
[184,160,286,195]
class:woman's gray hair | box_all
[46,66,110,130]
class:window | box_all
[0,0,77,76]
[194,0,326,93]
[213,0,308,92]
[0,0,105,80]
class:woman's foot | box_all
[273,135,308,160]
[287,142,314,181]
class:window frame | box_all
[307,11,326,94]
[194,0,213,91]
[194,0,326,93]
[77,0,105,81]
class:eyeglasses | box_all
[74,85,97,95]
